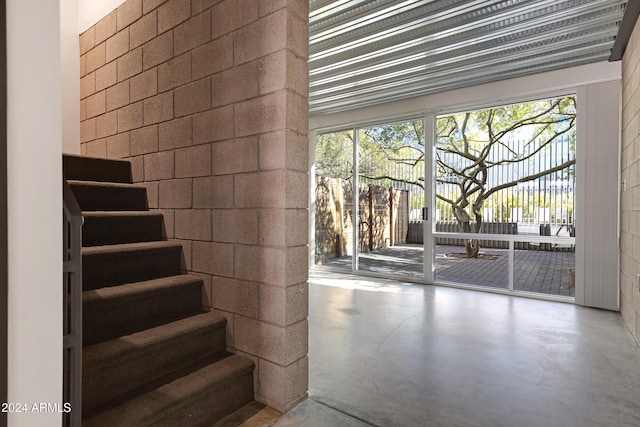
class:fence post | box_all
[389,188,394,247]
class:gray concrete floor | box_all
[275,269,640,427]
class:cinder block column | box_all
[228,1,310,411]
[79,0,310,411]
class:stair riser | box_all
[64,155,132,183]
[83,215,164,246]
[82,355,255,427]
[83,282,204,345]
[150,370,254,427]
[83,325,227,415]
[70,184,148,211]
[83,249,182,290]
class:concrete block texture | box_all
[622,19,640,345]
[96,111,118,139]
[80,0,310,411]
[158,0,191,34]
[257,356,308,412]
[86,42,106,74]
[117,48,143,82]
[106,28,130,63]
[234,317,307,366]
[211,277,259,318]
[96,61,118,92]
[130,10,158,49]
[158,53,192,92]
[130,68,159,102]
[174,9,211,55]
[117,0,143,31]
[107,81,130,111]
[175,209,212,240]
[143,92,174,125]
[212,137,258,175]
[175,144,211,177]
[159,178,192,208]
[159,117,193,151]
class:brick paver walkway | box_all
[320,243,575,297]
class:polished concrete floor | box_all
[274,269,640,427]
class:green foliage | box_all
[315,131,353,179]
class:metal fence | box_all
[436,135,575,236]
[316,127,576,245]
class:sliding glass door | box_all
[313,95,576,300]
[433,96,576,298]
[354,121,425,279]
[313,119,427,281]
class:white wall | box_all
[7,0,63,425]
[62,0,80,154]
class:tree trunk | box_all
[464,208,483,258]
[454,207,481,258]
[464,239,480,258]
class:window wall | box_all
[313,96,579,301]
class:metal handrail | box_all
[62,178,82,426]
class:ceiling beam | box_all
[609,1,640,61]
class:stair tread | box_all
[82,241,182,256]
[83,354,254,427]
[84,311,226,360]
[68,180,146,189]
[83,274,203,304]
[82,211,164,218]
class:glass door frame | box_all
[425,108,575,302]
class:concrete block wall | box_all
[79,0,310,411]
[621,16,640,345]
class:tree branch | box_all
[484,159,576,198]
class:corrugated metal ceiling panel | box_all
[309,0,626,115]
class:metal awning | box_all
[309,0,626,115]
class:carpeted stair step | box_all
[83,211,165,246]
[68,180,148,211]
[83,274,206,345]
[83,354,254,427]
[82,241,182,290]
[83,312,228,417]
[63,154,132,183]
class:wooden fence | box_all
[315,176,408,259]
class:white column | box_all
[353,128,360,271]
[575,81,621,310]
[309,131,316,268]
[7,0,64,425]
[424,114,436,283]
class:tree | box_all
[436,96,576,257]
[314,96,576,258]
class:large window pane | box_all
[355,120,425,278]
[433,97,576,297]
[435,241,509,288]
[514,242,575,297]
[314,130,354,271]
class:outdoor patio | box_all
[319,243,575,297]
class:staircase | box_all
[64,154,255,426]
